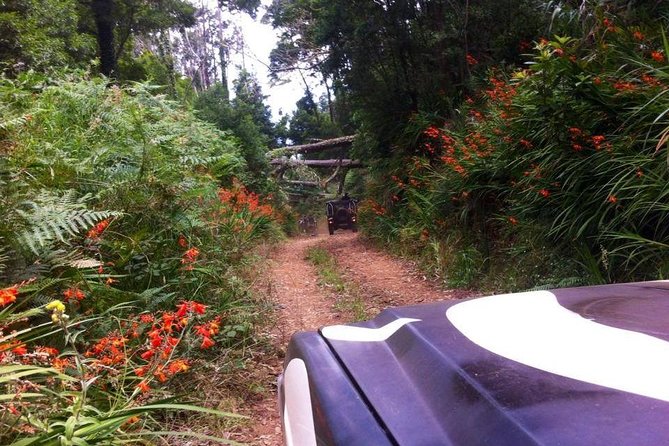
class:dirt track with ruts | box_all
[233,230,472,445]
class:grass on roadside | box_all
[305,245,368,321]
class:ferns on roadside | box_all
[16,190,120,254]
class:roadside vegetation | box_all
[0,73,286,443]
[2,0,669,442]
[358,4,669,290]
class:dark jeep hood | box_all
[318,281,669,445]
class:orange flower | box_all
[0,287,18,307]
[651,51,665,63]
[181,247,200,267]
[466,54,478,66]
[124,416,141,425]
[633,31,645,41]
[508,216,518,225]
[613,81,635,92]
[52,357,71,371]
[178,235,188,248]
[12,344,27,356]
[175,301,207,317]
[154,369,168,383]
[607,195,618,204]
[636,169,644,178]
[87,219,110,239]
[63,287,85,302]
[200,337,215,349]
[167,359,190,375]
[7,403,20,416]
[136,381,150,393]
[538,189,550,198]
[591,135,606,149]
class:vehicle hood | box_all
[319,281,669,445]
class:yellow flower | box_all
[46,300,68,325]
[46,300,66,313]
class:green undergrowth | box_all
[305,245,367,321]
[0,72,288,443]
[360,6,669,292]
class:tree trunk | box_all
[279,135,355,155]
[270,158,363,168]
[158,30,177,96]
[91,0,117,78]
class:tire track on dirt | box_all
[234,231,471,445]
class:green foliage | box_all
[0,0,96,74]
[361,4,669,290]
[16,190,120,254]
[267,0,546,156]
[0,73,282,442]
[195,76,277,192]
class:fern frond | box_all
[0,238,8,278]
[179,154,229,166]
[16,190,121,254]
[0,115,28,132]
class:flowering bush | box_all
[363,6,669,287]
[0,285,237,444]
[0,76,281,442]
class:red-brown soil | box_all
[229,231,472,445]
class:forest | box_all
[1,0,668,443]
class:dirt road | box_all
[232,231,471,445]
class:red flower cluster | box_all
[87,219,110,239]
[391,175,405,189]
[651,51,665,63]
[63,287,85,302]
[178,235,188,248]
[181,247,200,270]
[130,301,215,392]
[613,81,636,92]
[641,74,662,87]
[603,18,616,32]
[485,76,517,107]
[568,127,610,152]
[218,180,274,218]
[365,199,387,216]
[0,287,18,306]
[194,317,220,349]
[85,334,128,366]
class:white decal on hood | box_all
[321,317,421,342]
[446,290,669,402]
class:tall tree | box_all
[266,0,545,156]
[0,0,95,75]
[85,0,196,78]
[91,0,116,76]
